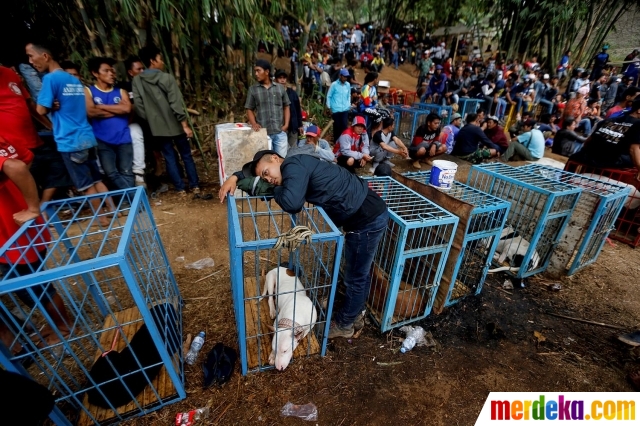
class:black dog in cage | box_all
[86,303,180,409]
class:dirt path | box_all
[120,161,639,425]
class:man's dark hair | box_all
[622,86,640,100]
[477,109,486,116]
[563,116,575,128]
[466,113,478,123]
[88,57,116,74]
[274,69,288,79]
[124,55,142,71]
[60,61,80,73]
[138,45,162,68]
[426,112,441,124]
[27,42,56,59]
[540,113,551,124]
[382,117,395,129]
[522,110,532,117]
[364,72,378,85]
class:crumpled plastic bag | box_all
[280,402,318,421]
[185,258,215,270]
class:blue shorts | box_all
[60,148,103,192]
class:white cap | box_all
[543,73,550,79]
[378,80,391,88]
[441,42,445,47]
[616,77,622,82]
[424,50,430,54]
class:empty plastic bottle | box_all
[400,335,417,353]
[399,326,426,353]
[185,331,205,365]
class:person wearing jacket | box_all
[326,68,352,141]
[218,150,388,340]
[334,116,372,173]
[275,70,303,148]
[296,124,335,162]
[422,65,447,104]
[132,45,200,196]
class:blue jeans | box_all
[268,131,289,157]
[157,134,199,191]
[539,99,554,114]
[334,209,389,326]
[392,52,399,69]
[578,118,592,135]
[97,141,134,190]
[496,98,507,119]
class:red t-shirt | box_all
[0,136,49,264]
[0,66,42,150]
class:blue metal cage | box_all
[388,105,431,145]
[458,98,484,120]
[0,188,184,426]
[520,165,630,276]
[411,103,453,125]
[401,172,510,307]
[227,196,343,374]
[467,163,582,278]
[363,177,458,331]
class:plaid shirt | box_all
[245,82,290,135]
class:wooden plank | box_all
[243,277,320,370]
[78,306,179,426]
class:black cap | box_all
[241,150,282,177]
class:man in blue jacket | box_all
[326,68,352,141]
[219,150,389,339]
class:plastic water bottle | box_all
[400,335,417,353]
[399,326,426,353]
[185,331,205,365]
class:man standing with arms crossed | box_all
[245,59,291,157]
[26,42,112,225]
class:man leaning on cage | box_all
[0,135,72,359]
[219,149,389,339]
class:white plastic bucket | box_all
[429,160,458,190]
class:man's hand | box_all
[251,122,262,132]
[52,100,60,111]
[362,154,373,162]
[429,144,437,157]
[183,125,194,139]
[281,125,288,132]
[219,175,239,203]
[298,127,304,135]
[359,158,367,167]
[13,208,40,226]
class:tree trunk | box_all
[75,0,101,56]
[191,4,202,112]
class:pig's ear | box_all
[267,324,276,332]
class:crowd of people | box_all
[1,20,640,357]
[269,23,640,176]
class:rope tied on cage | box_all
[272,226,313,251]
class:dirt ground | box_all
[116,148,640,426]
[116,54,640,425]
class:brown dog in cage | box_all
[368,264,427,321]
